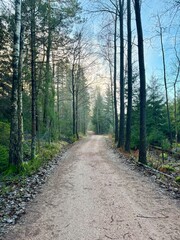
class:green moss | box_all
[175,176,180,183]
[21,141,67,176]
[0,141,68,179]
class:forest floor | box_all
[1,134,180,240]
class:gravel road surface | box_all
[2,135,180,240]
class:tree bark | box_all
[118,0,125,148]
[134,0,147,164]
[56,63,61,138]
[72,64,76,136]
[31,0,36,159]
[113,9,119,143]
[75,88,79,139]
[125,0,132,152]
[17,25,24,163]
[173,61,180,149]
[9,0,22,168]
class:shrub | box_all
[147,130,164,146]
[21,141,66,176]
[161,139,171,150]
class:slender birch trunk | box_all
[9,0,22,167]
[157,15,172,146]
[18,25,24,163]
[113,10,118,143]
[31,0,36,159]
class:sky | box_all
[78,0,180,95]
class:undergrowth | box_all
[0,141,68,180]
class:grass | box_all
[0,141,68,179]
[21,141,68,176]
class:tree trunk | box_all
[9,0,22,168]
[43,0,52,133]
[56,63,61,138]
[158,15,172,146]
[174,63,180,149]
[125,0,132,152]
[109,60,115,133]
[118,0,125,148]
[31,0,36,159]
[174,83,177,149]
[75,88,79,139]
[106,32,114,134]
[72,64,76,136]
[75,61,81,140]
[17,25,24,163]
[134,0,147,164]
[113,9,118,143]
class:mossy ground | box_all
[0,141,68,180]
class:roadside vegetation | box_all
[90,0,180,183]
[0,0,90,179]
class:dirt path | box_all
[2,135,180,240]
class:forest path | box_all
[2,135,180,240]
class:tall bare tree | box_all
[125,0,132,152]
[118,0,125,148]
[173,39,180,148]
[157,15,172,146]
[134,0,147,164]
[114,9,119,142]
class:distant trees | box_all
[92,91,105,134]
[92,87,113,134]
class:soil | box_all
[1,135,180,240]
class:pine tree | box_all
[92,91,105,134]
[146,77,166,146]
